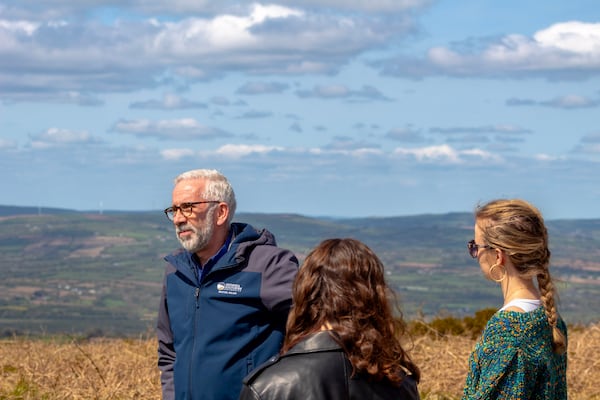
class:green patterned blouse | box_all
[462,306,567,399]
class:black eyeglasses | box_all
[164,201,220,221]
[467,239,494,258]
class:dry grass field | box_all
[1,323,598,400]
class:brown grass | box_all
[1,324,599,400]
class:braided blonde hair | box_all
[475,199,566,354]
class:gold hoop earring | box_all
[489,263,506,283]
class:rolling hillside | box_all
[1,206,598,336]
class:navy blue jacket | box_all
[157,223,299,400]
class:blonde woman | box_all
[463,199,567,399]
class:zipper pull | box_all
[195,287,200,308]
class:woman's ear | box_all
[495,248,505,265]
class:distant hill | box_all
[0,205,76,216]
[0,205,598,336]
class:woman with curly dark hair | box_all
[239,238,420,400]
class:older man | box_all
[157,169,299,400]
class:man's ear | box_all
[216,203,229,226]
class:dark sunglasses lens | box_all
[468,241,477,258]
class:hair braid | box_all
[537,270,566,354]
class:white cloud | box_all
[295,85,342,99]
[129,93,207,109]
[296,84,391,101]
[0,19,39,36]
[194,143,385,161]
[0,3,414,99]
[0,90,103,106]
[156,142,530,168]
[535,21,600,54]
[28,128,96,149]
[379,21,600,79]
[461,148,503,163]
[17,0,428,16]
[541,94,599,108]
[152,5,304,55]
[393,144,502,164]
[337,147,382,157]
[430,125,532,135]
[213,144,285,157]
[255,0,430,13]
[0,138,18,150]
[112,118,232,140]
[394,144,461,163]
[507,94,600,109]
[236,81,290,95]
[534,153,566,161]
[160,148,196,160]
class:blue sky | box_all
[1,0,600,219]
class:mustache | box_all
[176,223,196,234]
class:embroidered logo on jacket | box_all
[216,282,243,295]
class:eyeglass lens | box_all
[165,204,193,220]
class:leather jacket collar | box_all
[284,331,341,356]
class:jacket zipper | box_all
[189,285,201,398]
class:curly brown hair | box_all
[282,238,420,384]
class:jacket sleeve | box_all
[157,270,176,400]
[259,248,299,315]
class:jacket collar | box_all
[242,331,343,386]
[286,331,341,356]
[164,222,268,281]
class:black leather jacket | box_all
[239,331,419,400]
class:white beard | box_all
[175,206,216,253]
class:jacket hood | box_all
[228,222,276,261]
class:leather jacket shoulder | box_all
[240,331,419,400]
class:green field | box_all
[1,206,598,336]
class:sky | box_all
[1,0,600,220]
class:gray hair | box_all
[174,169,237,223]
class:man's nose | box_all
[172,208,187,224]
